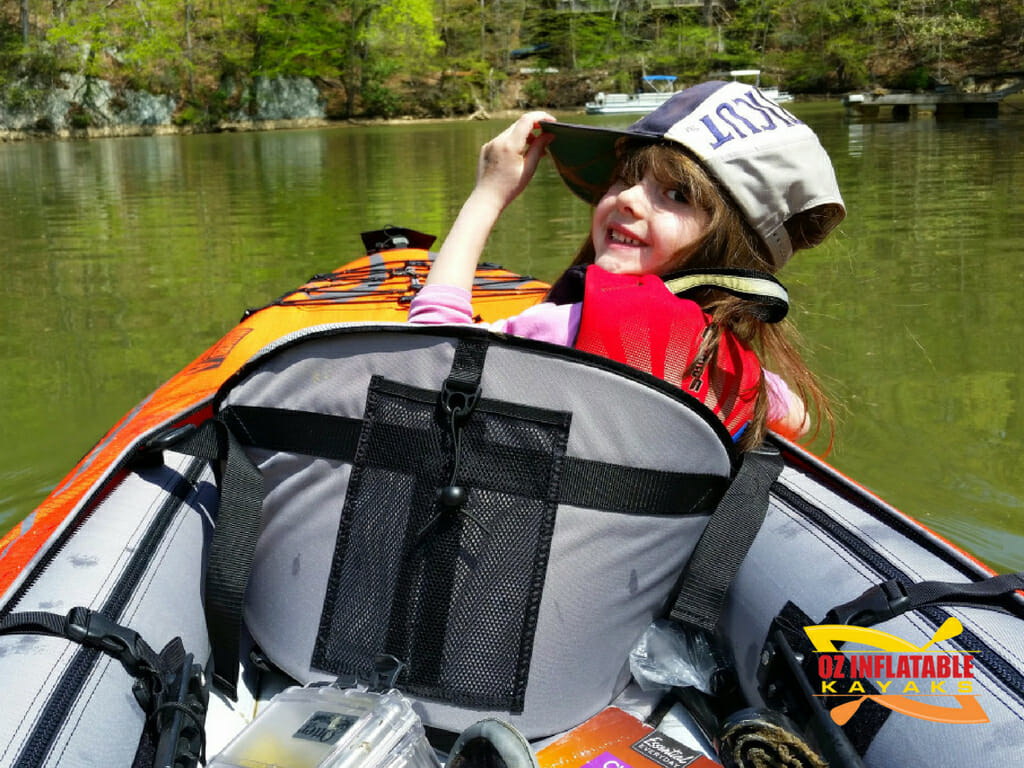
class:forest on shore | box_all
[1,1,1022,124]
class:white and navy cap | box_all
[542,80,845,267]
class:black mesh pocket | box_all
[312,376,570,712]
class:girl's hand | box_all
[473,111,556,212]
[426,111,555,292]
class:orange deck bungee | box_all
[0,249,548,595]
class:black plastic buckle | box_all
[390,265,424,288]
[330,654,405,693]
[368,654,405,691]
[826,579,912,627]
[440,379,481,422]
[133,423,200,471]
[66,607,149,678]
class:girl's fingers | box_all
[521,133,553,179]
[524,130,554,165]
[506,111,556,151]
[475,111,557,202]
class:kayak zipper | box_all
[11,454,209,768]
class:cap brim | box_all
[541,122,627,205]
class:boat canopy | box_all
[510,42,552,59]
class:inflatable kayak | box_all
[1,227,1022,768]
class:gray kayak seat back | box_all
[215,323,737,738]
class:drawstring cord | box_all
[416,386,493,541]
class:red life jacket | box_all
[573,265,761,437]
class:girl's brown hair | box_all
[566,139,832,452]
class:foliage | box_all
[890,0,989,81]
[66,101,90,129]
[360,59,403,117]
[172,103,204,126]
[522,75,549,106]
[0,0,1020,119]
[894,65,933,91]
[645,20,720,81]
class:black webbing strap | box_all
[0,609,66,637]
[670,446,784,632]
[156,418,264,699]
[559,458,727,516]
[826,572,1024,627]
[221,406,362,461]
[444,336,489,395]
[0,606,163,683]
[218,404,724,517]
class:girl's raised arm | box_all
[426,111,555,292]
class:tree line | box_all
[1,1,1021,122]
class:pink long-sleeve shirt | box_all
[408,284,803,431]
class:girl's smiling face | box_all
[591,169,710,276]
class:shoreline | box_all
[6,93,1019,143]
[0,109,563,143]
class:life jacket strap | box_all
[661,268,790,323]
[548,264,790,324]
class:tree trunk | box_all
[480,0,486,62]
[185,2,196,99]
[21,0,30,44]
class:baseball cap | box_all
[541,80,845,267]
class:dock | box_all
[843,75,1024,119]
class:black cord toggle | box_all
[415,375,493,541]
[438,378,481,510]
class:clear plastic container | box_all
[208,684,440,768]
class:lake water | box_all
[2,102,1023,572]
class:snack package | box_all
[536,707,722,768]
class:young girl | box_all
[409,81,845,450]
